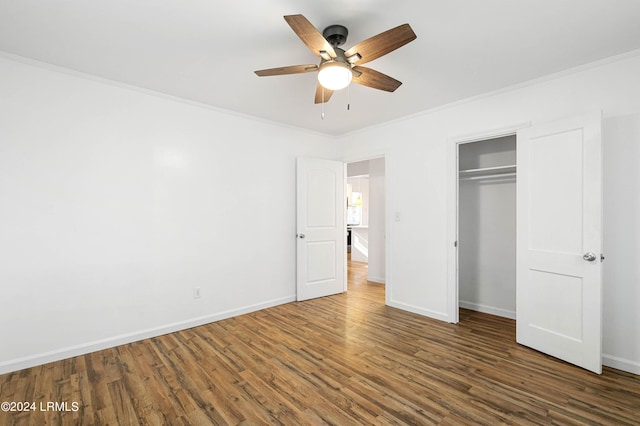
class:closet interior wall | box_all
[458,135,517,319]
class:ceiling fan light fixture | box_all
[254,15,417,104]
[318,61,352,91]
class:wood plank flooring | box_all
[1,259,639,425]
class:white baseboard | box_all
[603,353,640,375]
[0,295,295,375]
[459,300,516,320]
[367,275,385,284]
[387,300,451,322]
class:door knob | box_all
[297,233,306,239]
[583,252,597,262]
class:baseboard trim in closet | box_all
[459,300,516,319]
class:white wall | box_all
[347,160,369,177]
[350,228,369,263]
[459,179,516,316]
[0,56,338,374]
[339,52,640,374]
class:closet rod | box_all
[459,164,516,174]
[459,172,516,181]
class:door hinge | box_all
[454,241,458,248]
[601,253,605,262]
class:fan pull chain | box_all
[347,84,351,111]
[321,86,325,120]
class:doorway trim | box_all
[446,122,530,323]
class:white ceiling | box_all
[2,0,640,135]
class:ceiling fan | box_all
[255,15,417,104]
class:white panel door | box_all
[517,114,602,373]
[296,158,346,301]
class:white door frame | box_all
[343,154,389,302]
[446,122,531,323]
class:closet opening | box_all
[457,135,517,321]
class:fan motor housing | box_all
[323,24,348,47]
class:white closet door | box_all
[516,114,602,374]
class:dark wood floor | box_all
[1,259,639,425]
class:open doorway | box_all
[456,135,517,320]
[346,157,386,292]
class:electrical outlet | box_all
[194,287,201,299]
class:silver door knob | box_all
[297,233,306,239]
[583,252,597,262]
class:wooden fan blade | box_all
[284,15,337,58]
[345,24,416,65]
[255,64,318,77]
[352,66,402,92]
[314,83,334,104]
